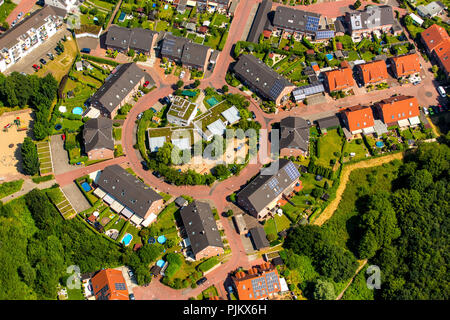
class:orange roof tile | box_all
[91,269,129,300]
[233,264,281,300]
[421,24,450,53]
[312,64,320,72]
[324,67,355,92]
[391,53,421,78]
[358,60,389,84]
[376,95,420,124]
[341,105,374,132]
[434,38,450,75]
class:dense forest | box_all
[0,72,58,140]
[0,188,132,299]
[284,142,449,300]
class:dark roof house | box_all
[105,25,158,53]
[237,159,300,219]
[96,165,162,219]
[249,226,270,250]
[83,117,114,153]
[272,6,321,35]
[90,63,152,118]
[279,117,310,156]
[246,0,273,43]
[233,54,294,105]
[180,201,224,260]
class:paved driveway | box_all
[61,183,90,213]
[50,135,84,175]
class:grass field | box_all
[316,129,344,168]
[264,214,291,239]
[0,2,16,23]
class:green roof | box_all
[167,96,198,121]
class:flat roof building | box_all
[167,96,198,126]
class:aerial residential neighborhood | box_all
[0,0,448,306]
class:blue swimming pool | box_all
[121,233,133,246]
[81,182,91,192]
[325,53,333,61]
[72,107,83,115]
[148,237,156,244]
[157,235,166,244]
[376,141,385,148]
[156,260,165,268]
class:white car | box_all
[422,107,429,115]
[179,71,185,79]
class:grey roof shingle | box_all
[233,54,293,101]
[272,6,321,34]
[83,117,114,152]
[237,159,300,214]
[346,5,395,33]
[250,226,270,249]
[106,25,157,52]
[247,0,273,43]
[90,63,152,115]
[181,42,210,68]
[96,165,162,219]
[180,201,223,256]
[160,34,191,60]
[280,117,310,153]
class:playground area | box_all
[173,137,249,175]
[0,110,32,177]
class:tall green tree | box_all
[21,137,40,176]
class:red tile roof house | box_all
[374,95,420,127]
[91,269,129,300]
[232,262,282,300]
[324,67,355,92]
[389,53,421,78]
[341,105,375,135]
[356,60,389,85]
[421,24,450,80]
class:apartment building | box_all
[0,5,65,72]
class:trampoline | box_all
[55,124,62,130]
[156,260,165,268]
[157,235,166,244]
[148,237,156,244]
[72,107,83,115]
[58,106,67,113]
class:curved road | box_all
[56,0,440,300]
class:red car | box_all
[61,134,66,141]
[143,80,150,87]
[32,64,40,70]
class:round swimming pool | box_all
[157,235,166,244]
[156,259,165,268]
[121,233,133,246]
[72,107,83,115]
[55,124,62,130]
[376,141,385,148]
[81,182,91,192]
[148,237,156,244]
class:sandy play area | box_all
[0,109,33,178]
[173,137,250,174]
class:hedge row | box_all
[197,257,220,273]
[81,54,120,66]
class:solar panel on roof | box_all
[269,80,285,99]
[316,30,335,40]
[284,162,300,181]
[265,272,279,292]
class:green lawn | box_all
[316,129,344,168]
[0,2,17,23]
[343,140,369,162]
[346,50,360,61]
[67,287,85,300]
[264,214,291,239]
[156,20,170,32]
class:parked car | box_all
[153,171,162,178]
[422,107,429,115]
[179,71,185,79]
[306,119,311,126]
[141,161,149,170]
[251,111,256,119]
[137,112,143,120]
[32,64,40,70]
[47,52,54,60]
[40,58,47,65]
[227,286,234,293]
[80,48,91,54]
[437,86,446,98]
[207,63,213,71]
[129,293,135,300]
[196,277,207,286]
[128,270,134,278]
[143,80,150,87]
